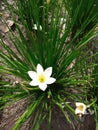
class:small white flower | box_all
[28,64,56,91]
[33,24,42,31]
[75,102,87,115]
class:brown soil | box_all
[0,102,96,130]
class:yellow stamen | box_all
[38,74,46,83]
[77,105,84,111]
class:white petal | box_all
[37,64,44,74]
[29,80,38,86]
[76,102,86,109]
[75,108,85,115]
[46,77,56,84]
[44,67,52,77]
[33,24,37,30]
[39,25,42,31]
[39,84,47,91]
[28,71,37,79]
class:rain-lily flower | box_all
[33,24,42,31]
[75,102,87,115]
[28,64,56,91]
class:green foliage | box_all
[0,0,98,129]
[64,0,98,37]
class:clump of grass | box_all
[0,0,98,129]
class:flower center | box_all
[38,74,46,83]
[77,105,84,111]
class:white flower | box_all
[28,64,56,91]
[33,24,42,31]
[75,102,87,115]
